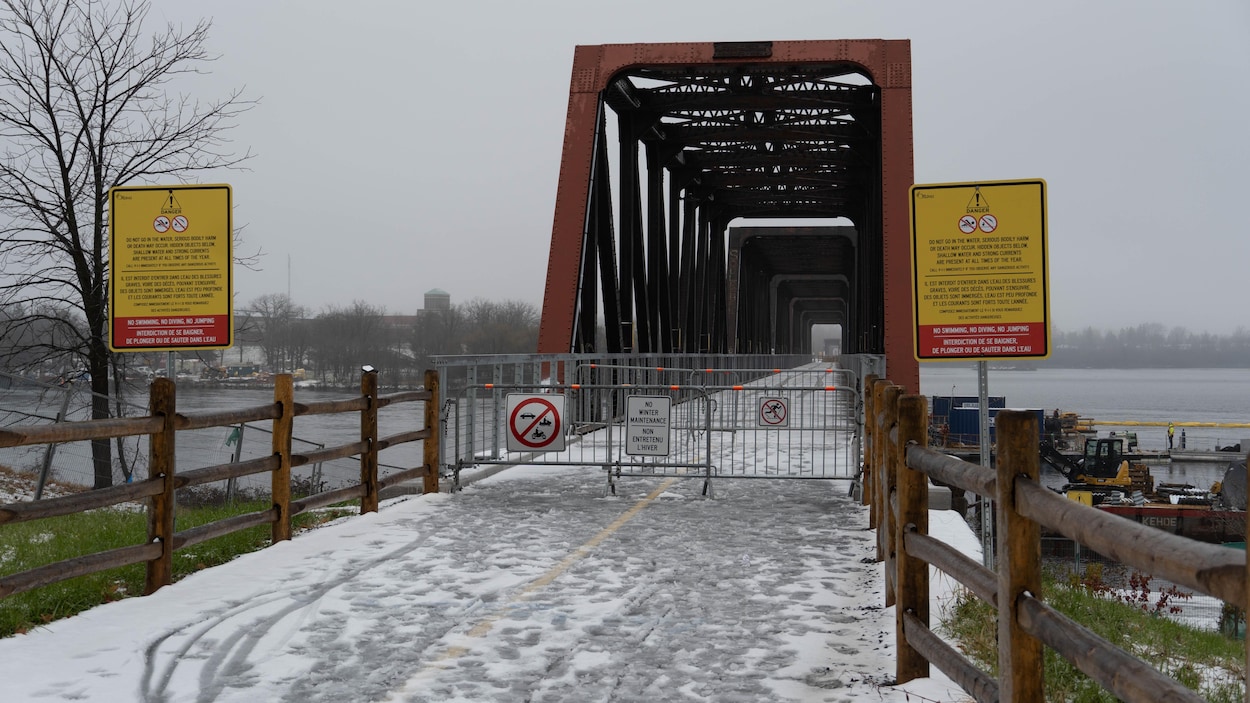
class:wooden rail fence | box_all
[863,373,1248,703]
[0,369,440,599]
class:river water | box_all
[8,366,1248,497]
[920,364,1250,493]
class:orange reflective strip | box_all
[670,385,680,390]
[571,384,581,389]
[484,383,494,388]
[824,386,838,391]
[732,385,745,391]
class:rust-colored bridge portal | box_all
[537,40,918,391]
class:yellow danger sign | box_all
[909,179,1049,361]
[108,184,233,351]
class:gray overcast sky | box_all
[154,0,1250,333]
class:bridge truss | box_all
[537,40,917,390]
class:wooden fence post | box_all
[272,374,293,543]
[862,373,878,510]
[145,378,176,595]
[872,379,891,552]
[881,384,902,607]
[423,369,440,494]
[996,410,1043,703]
[875,377,885,547]
[896,393,930,683]
[361,369,380,513]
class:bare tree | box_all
[0,0,253,487]
[409,305,463,369]
[248,293,306,373]
[309,301,390,383]
[460,298,539,355]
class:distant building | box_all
[423,288,451,312]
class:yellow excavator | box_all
[1039,436,1153,497]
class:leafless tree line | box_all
[240,293,540,384]
[1047,324,1250,368]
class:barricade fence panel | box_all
[432,354,878,492]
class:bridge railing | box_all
[0,370,439,599]
[864,374,1248,703]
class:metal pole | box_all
[35,383,75,500]
[225,423,245,502]
[978,360,994,570]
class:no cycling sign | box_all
[506,394,566,452]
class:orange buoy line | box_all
[1091,420,1250,429]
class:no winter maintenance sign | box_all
[909,179,1050,361]
[625,396,671,456]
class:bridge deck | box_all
[0,409,974,702]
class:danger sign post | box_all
[109,184,233,351]
[910,179,1050,361]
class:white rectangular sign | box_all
[625,395,671,456]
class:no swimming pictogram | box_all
[506,394,566,452]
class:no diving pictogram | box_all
[153,214,191,233]
[759,397,789,427]
[506,394,566,452]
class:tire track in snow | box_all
[140,528,438,702]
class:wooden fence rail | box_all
[864,375,1248,703]
[0,369,440,600]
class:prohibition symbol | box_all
[506,394,566,452]
[759,397,789,427]
[171,215,189,232]
[153,216,171,233]
[978,214,998,233]
[958,215,977,234]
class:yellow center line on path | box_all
[381,476,680,702]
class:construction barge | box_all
[929,398,1248,544]
[1040,435,1247,544]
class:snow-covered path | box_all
[0,464,972,702]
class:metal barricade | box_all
[699,383,861,480]
[442,375,862,494]
[450,383,715,494]
[435,352,812,476]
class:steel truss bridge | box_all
[537,39,918,390]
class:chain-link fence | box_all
[1041,535,1240,635]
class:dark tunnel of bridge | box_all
[539,41,914,383]
[728,225,857,355]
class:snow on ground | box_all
[0,467,80,503]
[0,462,978,702]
